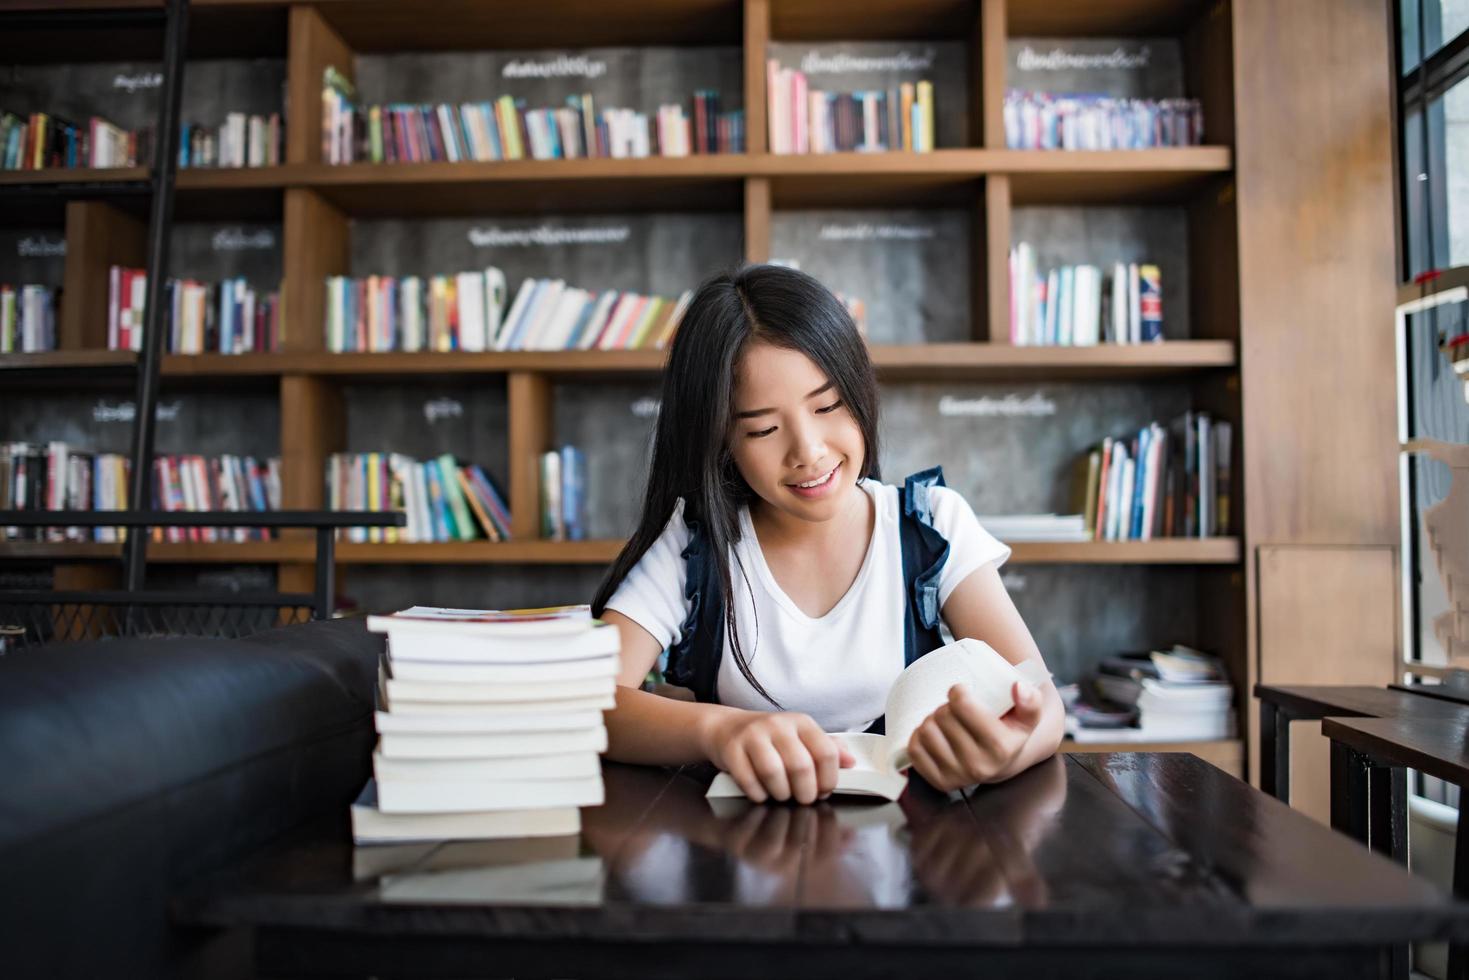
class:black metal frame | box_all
[0,511,405,647]
[0,2,414,647]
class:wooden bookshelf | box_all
[13,0,1409,804]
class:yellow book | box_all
[916,81,934,152]
[496,96,522,160]
[367,452,383,544]
[626,297,665,349]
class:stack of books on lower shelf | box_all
[977,514,1089,542]
[354,605,619,844]
[1063,644,1235,743]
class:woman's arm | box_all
[600,609,736,766]
[906,564,1066,789]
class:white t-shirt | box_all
[604,478,1010,732]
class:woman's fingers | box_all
[724,744,767,803]
[773,729,819,804]
[747,738,794,802]
[796,721,842,798]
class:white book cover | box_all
[537,287,589,350]
[379,727,609,760]
[386,623,620,665]
[494,278,537,350]
[389,653,618,683]
[384,680,614,709]
[1116,457,1136,542]
[706,639,1050,802]
[373,750,602,782]
[455,271,486,351]
[375,709,605,735]
[376,774,605,814]
[514,279,563,350]
[352,781,581,843]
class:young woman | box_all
[592,264,1064,804]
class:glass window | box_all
[1401,0,1469,72]
[1403,302,1469,665]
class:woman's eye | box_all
[747,426,777,438]
[816,400,844,414]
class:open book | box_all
[706,638,1051,802]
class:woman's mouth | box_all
[786,461,841,499]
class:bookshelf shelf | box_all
[0,167,151,187]
[0,150,1234,223]
[0,343,1236,383]
[0,351,137,372]
[0,537,1242,566]
[1007,538,1241,565]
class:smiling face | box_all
[728,340,867,526]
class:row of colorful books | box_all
[324,271,692,353]
[0,443,281,543]
[1072,412,1232,541]
[1009,244,1162,346]
[1003,91,1204,151]
[2,108,288,171]
[1,442,124,542]
[329,452,512,544]
[323,68,743,164]
[148,453,283,542]
[354,606,616,843]
[1,284,57,353]
[179,113,284,168]
[107,267,281,354]
[0,111,151,170]
[539,446,587,542]
[766,61,935,154]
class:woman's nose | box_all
[785,417,827,468]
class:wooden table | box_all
[171,753,1469,979]
[1323,714,1469,979]
[1253,685,1469,804]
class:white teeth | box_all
[795,465,836,489]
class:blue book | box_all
[1130,426,1151,540]
[544,109,563,159]
[560,445,586,542]
[423,462,455,542]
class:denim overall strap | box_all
[899,466,952,667]
[661,506,725,704]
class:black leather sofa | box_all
[0,617,384,980]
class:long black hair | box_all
[591,263,881,707]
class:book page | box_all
[882,638,1031,772]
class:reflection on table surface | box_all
[359,757,1068,911]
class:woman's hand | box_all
[701,708,856,804]
[905,681,1046,792]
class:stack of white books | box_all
[978,513,1090,542]
[1071,645,1235,743]
[351,604,620,844]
